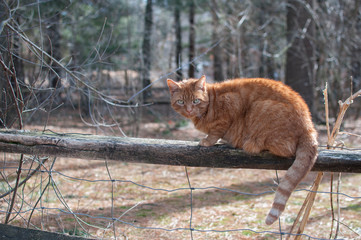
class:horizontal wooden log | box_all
[0,129,360,173]
[0,223,94,240]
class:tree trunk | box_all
[0,2,10,128]
[188,0,196,78]
[224,6,240,79]
[174,0,182,81]
[45,13,62,89]
[0,1,23,128]
[285,0,315,112]
[12,16,24,84]
[210,0,224,82]
[141,0,153,101]
[351,46,361,119]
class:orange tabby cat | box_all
[167,75,318,225]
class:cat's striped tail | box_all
[265,134,318,225]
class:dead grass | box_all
[1,110,361,239]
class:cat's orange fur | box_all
[167,75,318,225]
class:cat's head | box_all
[167,75,209,119]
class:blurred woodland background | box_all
[1,0,361,239]
[0,0,360,132]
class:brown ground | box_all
[1,106,361,240]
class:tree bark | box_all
[0,223,91,240]
[210,0,224,82]
[188,0,196,78]
[0,129,360,173]
[12,15,24,84]
[285,0,315,112]
[141,0,153,101]
[0,1,23,128]
[174,0,182,81]
[0,2,10,128]
[45,12,62,89]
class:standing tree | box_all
[141,0,153,101]
[285,0,315,112]
[45,12,62,89]
[210,0,224,81]
[0,1,11,128]
[174,0,183,81]
[0,1,24,129]
[39,1,69,90]
[188,0,196,78]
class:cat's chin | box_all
[182,113,193,118]
[182,113,197,119]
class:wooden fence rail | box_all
[0,129,360,173]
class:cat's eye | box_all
[176,99,184,105]
[192,99,200,104]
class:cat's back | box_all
[212,78,309,113]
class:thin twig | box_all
[275,170,283,240]
[323,83,331,142]
[334,219,360,237]
[26,178,51,228]
[184,167,194,240]
[0,56,23,129]
[5,23,134,107]
[295,172,324,240]
[339,131,361,138]
[286,187,310,240]
[325,85,336,239]
[328,78,361,148]
[5,154,24,224]
[329,173,335,239]
[0,157,48,199]
[324,78,361,238]
[105,160,117,239]
[334,173,341,239]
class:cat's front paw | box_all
[199,138,214,147]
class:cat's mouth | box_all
[183,112,195,118]
[183,113,192,118]
[184,112,202,119]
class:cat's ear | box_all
[196,75,206,91]
[167,79,180,95]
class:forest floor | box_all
[1,105,361,240]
